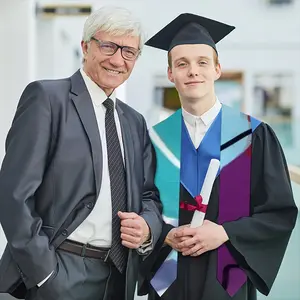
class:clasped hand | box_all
[165,220,229,257]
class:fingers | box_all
[121,218,141,229]
[121,226,143,237]
[190,247,207,257]
[121,229,145,249]
[179,224,190,229]
[180,247,191,253]
[121,233,140,244]
[120,226,141,237]
[118,211,139,219]
[179,236,191,242]
[121,240,139,249]
[177,236,197,248]
[174,227,197,238]
[182,243,203,256]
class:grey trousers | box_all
[25,249,125,300]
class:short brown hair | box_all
[168,49,219,68]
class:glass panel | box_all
[268,119,300,166]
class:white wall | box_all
[36,16,85,79]
[0,0,36,162]
[0,0,36,255]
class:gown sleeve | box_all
[222,122,298,295]
[138,221,174,295]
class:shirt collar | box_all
[182,98,222,127]
[80,68,116,106]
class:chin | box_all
[185,91,208,100]
[103,78,124,89]
[182,86,206,97]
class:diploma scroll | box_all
[190,159,220,228]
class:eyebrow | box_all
[174,56,211,64]
[93,38,139,50]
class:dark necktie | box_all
[103,98,127,273]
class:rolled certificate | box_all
[190,159,220,228]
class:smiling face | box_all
[81,30,140,95]
[168,44,221,104]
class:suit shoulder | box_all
[23,77,72,108]
[34,77,71,95]
[117,100,145,124]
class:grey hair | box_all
[82,6,145,51]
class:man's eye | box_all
[101,44,116,52]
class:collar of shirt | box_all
[80,68,116,107]
[182,98,222,128]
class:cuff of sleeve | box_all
[137,234,153,255]
[37,270,54,287]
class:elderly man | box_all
[0,6,162,300]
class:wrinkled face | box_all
[81,31,140,95]
[168,44,221,102]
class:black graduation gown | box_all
[138,122,298,300]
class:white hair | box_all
[82,6,145,51]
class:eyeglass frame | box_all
[90,37,141,61]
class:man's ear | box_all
[215,63,222,81]
[81,40,89,59]
[168,66,174,83]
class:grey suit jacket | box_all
[0,70,163,300]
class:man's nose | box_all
[109,48,125,67]
[187,64,199,77]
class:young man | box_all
[0,6,162,300]
[138,13,298,300]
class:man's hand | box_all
[165,225,191,252]
[175,220,229,256]
[118,212,150,249]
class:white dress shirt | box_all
[182,100,222,148]
[68,69,124,247]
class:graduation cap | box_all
[145,13,235,55]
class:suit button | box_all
[86,202,94,209]
[62,229,68,236]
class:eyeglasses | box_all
[90,37,140,61]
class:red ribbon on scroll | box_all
[180,195,208,213]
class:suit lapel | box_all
[70,70,102,197]
[116,100,134,211]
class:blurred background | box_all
[0,0,299,299]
